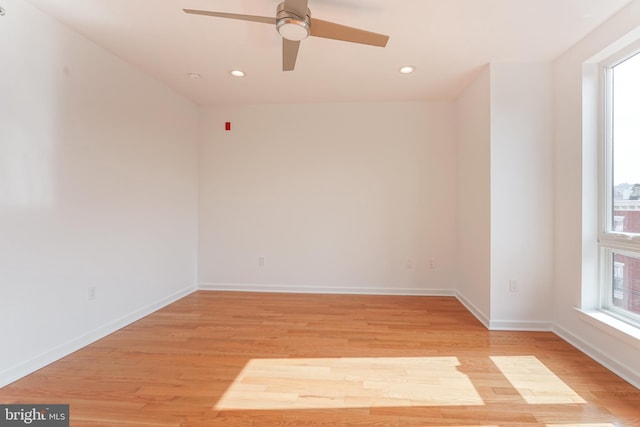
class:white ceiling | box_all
[25,0,632,105]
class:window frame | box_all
[598,42,640,328]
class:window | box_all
[600,46,640,326]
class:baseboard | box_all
[488,319,553,331]
[553,323,640,389]
[198,282,457,297]
[454,291,490,328]
[0,285,197,388]
[4,283,638,391]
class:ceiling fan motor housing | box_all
[276,2,311,41]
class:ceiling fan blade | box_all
[284,0,309,18]
[282,39,300,71]
[310,18,389,47]
[183,9,276,25]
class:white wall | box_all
[198,102,457,294]
[455,63,554,330]
[552,0,640,387]
[0,1,199,386]
[455,67,492,324]
[490,63,554,329]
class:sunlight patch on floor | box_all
[490,356,586,405]
[214,356,484,410]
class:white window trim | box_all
[597,42,640,329]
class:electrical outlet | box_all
[509,280,519,292]
[88,286,97,301]
[258,256,265,267]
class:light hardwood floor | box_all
[1,291,640,426]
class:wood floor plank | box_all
[1,291,639,426]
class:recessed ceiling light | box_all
[188,72,202,80]
[230,70,246,77]
[399,66,415,74]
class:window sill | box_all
[575,308,640,350]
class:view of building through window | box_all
[610,50,640,316]
[612,253,640,314]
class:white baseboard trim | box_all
[488,320,553,331]
[553,323,640,390]
[454,292,552,331]
[454,291,490,328]
[200,284,553,332]
[0,285,196,388]
[198,282,457,297]
[3,283,638,392]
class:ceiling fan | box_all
[183,0,389,71]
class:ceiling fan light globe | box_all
[277,18,310,41]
